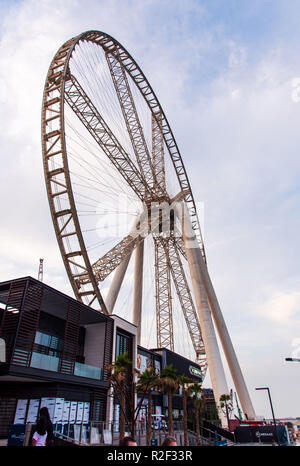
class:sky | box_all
[1,0,300,419]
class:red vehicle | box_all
[228,419,265,431]
[239,420,265,426]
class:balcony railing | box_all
[74,362,102,380]
[30,352,60,372]
[29,352,102,380]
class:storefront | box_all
[0,276,113,438]
[0,275,216,440]
[136,346,204,422]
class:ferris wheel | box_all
[41,30,257,418]
[41,30,207,370]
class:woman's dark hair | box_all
[36,416,48,436]
[161,436,177,446]
[39,407,50,421]
[119,436,136,446]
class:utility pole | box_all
[235,392,243,420]
[256,387,280,446]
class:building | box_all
[0,276,134,438]
[136,346,202,421]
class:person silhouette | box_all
[119,436,137,446]
[161,436,177,446]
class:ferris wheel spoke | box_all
[103,37,206,258]
[167,236,206,369]
[64,73,150,200]
[170,225,187,259]
[174,236,186,258]
[106,51,154,189]
[85,210,149,284]
[76,233,140,285]
[154,237,174,350]
[152,111,167,197]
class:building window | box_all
[35,331,62,350]
[33,331,63,359]
[116,331,132,358]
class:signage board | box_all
[83,402,90,423]
[62,400,71,423]
[164,349,202,381]
[74,424,81,442]
[69,401,77,424]
[137,353,153,373]
[103,429,112,445]
[40,397,56,422]
[76,402,84,424]
[90,426,100,444]
[235,425,290,445]
[26,399,40,423]
[189,365,202,378]
[114,404,120,432]
[53,398,64,423]
[137,351,161,375]
[7,425,26,446]
[154,359,161,376]
[14,399,28,424]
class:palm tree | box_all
[136,368,159,445]
[106,352,132,442]
[189,382,204,446]
[159,364,178,437]
[219,394,233,429]
[178,374,193,446]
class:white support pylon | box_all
[132,239,144,345]
[181,224,229,426]
[195,248,256,420]
[178,202,256,422]
[105,252,132,314]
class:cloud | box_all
[256,290,300,324]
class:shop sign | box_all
[189,366,202,378]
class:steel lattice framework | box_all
[41,30,208,372]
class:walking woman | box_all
[32,416,48,446]
[39,407,54,446]
[32,407,54,447]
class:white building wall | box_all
[106,315,137,425]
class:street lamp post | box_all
[255,387,280,446]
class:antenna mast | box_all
[38,258,44,282]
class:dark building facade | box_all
[0,276,217,440]
[0,276,114,438]
[136,346,204,421]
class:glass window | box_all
[116,332,131,357]
[34,331,63,352]
[35,331,50,347]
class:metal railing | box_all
[53,420,186,446]
[53,419,237,446]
